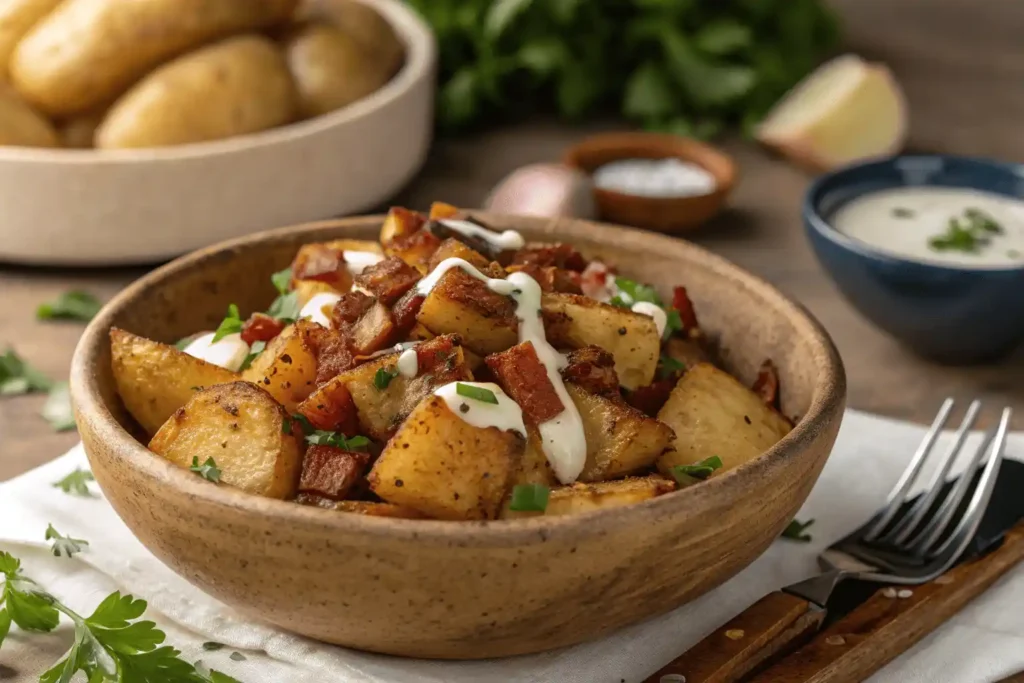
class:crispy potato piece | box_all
[380,206,426,245]
[502,476,675,519]
[560,346,620,400]
[408,322,483,371]
[350,299,398,355]
[568,383,675,482]
[110,328,238,436]
[656,363,792,476]
[323,238,383,254]
[294,279,341,306]
[368,395,524,520]
[290,243,353,292]
[427,237,492,272]
[241,321,319,412]
[428,201,460,220]
[506,263,582,294]
[417,269,518,355]
[298,496,426,518]
[663,336,710,369]
[296,377,359,434]
[149,381,303,499]
[511,427,556,487]
[353,255,420,306]
[298,444,371,500]
[385,229,442,274]
[542,293,659,390]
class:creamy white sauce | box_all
[439,219,526,252]
[593,158,717,198]
[833,187,1024,267]
[361,341,420,361]
[415,257,587,483]
[183,332,249,372]
[344,250,384,275]
[631,302,666,337]
[396,348,419,378]
[434,382,527,437]
[299,292,342,327]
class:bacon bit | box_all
[297,380,360,434]
[330,291,374,332]
[416,334,471,383]
[671,286,700,331]
[511,243,588,271]
[752,359,781,410]
[625,378,676,417]
[392,291,425,336]
[291,244,351,288]
[354,256,422,306]
[303,324,355,385]
[240,313,285,345]
[428,201,461,220]
[350,300,397,355]
[299,445,372,500]
[440,268,518,325]
[561,346,620,399]
[506,264,583,294]
[486,342,565,424]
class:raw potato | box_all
[149,381,303,499]
[11,0,299,116]
[656,363,792,476]
[0,0,63,78]
[502,476,675,519]
[241,320,319,412]
[109,328,238,436]
[58,112,103,148]
[368,395,524,520]
[301,0,403,76]
[284,21,392,118]
[0,83,57,147]
[97,35,297,149]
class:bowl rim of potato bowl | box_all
[0,0,435,162]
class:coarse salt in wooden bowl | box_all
[70,213,845,659]
[564,132,737,234]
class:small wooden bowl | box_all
[70,214,844,659]
[564,132,737,233]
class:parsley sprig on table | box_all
[52,468,95,497]
[781,517,815,542]
[36,290,103,322]
[0,549,242,682]
[0,349,77,432]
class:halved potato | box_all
[368,395,524,520]
[502,476,675,519]
[241,321,319,412]
[148,381,303,499]
[656,362,792,476]
[110,327,238,436]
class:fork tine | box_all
[921,407,1009,559]
[884,400,982,545]
[863,398,955,541]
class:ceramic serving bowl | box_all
[805,155,1024,363]
[0,0,435,266]
[563,132,736,234]
[70,213,845,659]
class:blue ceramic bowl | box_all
[804,155,1024,363]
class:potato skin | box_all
[11,0,299,117]
[149,381,303,499]
[0,82,57,147]
[110,327,238,436]
[0,0,62,79]
[96,34,297,149]
[301,0,403,77]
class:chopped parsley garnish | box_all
[658,355,686,379]
[238,340,267,372]
[41,381,75,432]
[211,304,243,342]
[305,430,370,450]
[271,267,293,295]
[929,207,1004,254]
[45,524,89,558]
[508,483,550,512]
[670,455,723,487]
[374,366,400,390]
[781,517,815,542]
[37,290,103,322]
[613,277,662,306]
[266,290,301,323]
[0,348,53,395]
[455,382,499,404]
[52,467,95,497]
[891,207,915,218]
[662,309,683,341]
[190,456,222,483]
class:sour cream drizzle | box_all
[396,348,419,378]
[439,219,526,252]
[434,382,527,436]
[299,292,342,327]
[183,332,249,372]
[344,250,384,275]
[416,257,587,483]
[630,301,666,337]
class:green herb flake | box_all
[658,355,686,379]
[670,455,723,487]
[305,430,371,450]
[929,208,1005,253]
[662,308,683,341]
[52,467,95,497]
[455,382,499,404]
[508,483,550,512]
[614,277,662,306]
[266,290,301,323]
[781,517,815,542]
[891,207,915,219]
[41,382,75,432]
[211,304,243,343]
[190,456,222,483]
[202,641,226,651]
[374,366,400,390]
[271,267,293,295]
[45,524,89,559]
[36,290,103,322]
[230,651,247,662]
[0,348,54,395]
[239,340,267,372]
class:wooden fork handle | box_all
[642,591,825,683]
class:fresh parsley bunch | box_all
[406,0,840,136]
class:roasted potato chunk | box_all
[663,336,710,369]
[323,238,383,255]
[296,377,359,434]
[380,206,426,245]
[542,293,659,390]
[353,256,421,306]
[426,237,492,272]
[503,476,674,519]
[298,497,426,518]
[110,328,238,436]
[368,395,524,520]
[417,269,518,355]
[241,321,319,412]
[656,363,792,476]
[560,346,620,400]
[149,381,303,499]
[511,427,556,487]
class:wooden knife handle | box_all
[642,591,825,683]
[747,524,1024,683]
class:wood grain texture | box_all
[644,591,823,683]
[748,525,1024,683]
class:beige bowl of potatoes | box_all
[0,0,436,264]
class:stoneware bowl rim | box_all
[0,0,435,165]
[805,153,1024,275]
[71,214,845,548]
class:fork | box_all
[645,399,1012,683]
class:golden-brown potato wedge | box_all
[110,328,238,436]
[542,293,659,390]
[416,269,518,355]
[0,82,56,147]
[96,35,297,149]
[241,320,319,412]
[568,383,675,482]
[149,381,303,499]
[11,0,298,116]
[368,395,524,520]
[656,363,792,476]
[0,0,62,78]
[502,476,675,519]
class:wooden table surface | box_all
[3,124,1023,484]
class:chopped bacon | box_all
[442,269,518,324]
[416,334,470,383]
[330,291,375,331]
[304,324,355,384]
[240,313,285,345]
[486,342,564,424]
[354,256,421,306]
[291,244,352,289]
[625,379,676,417]
[506,264,583,294]
[297,379,360,434]
[298,445,372,500]
[511,242,588,271]
[561,346,620,399]
[752,359,781,410]
[392,291,425,336]
[671,286,700,332]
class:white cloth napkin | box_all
[2,409,1023,683]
